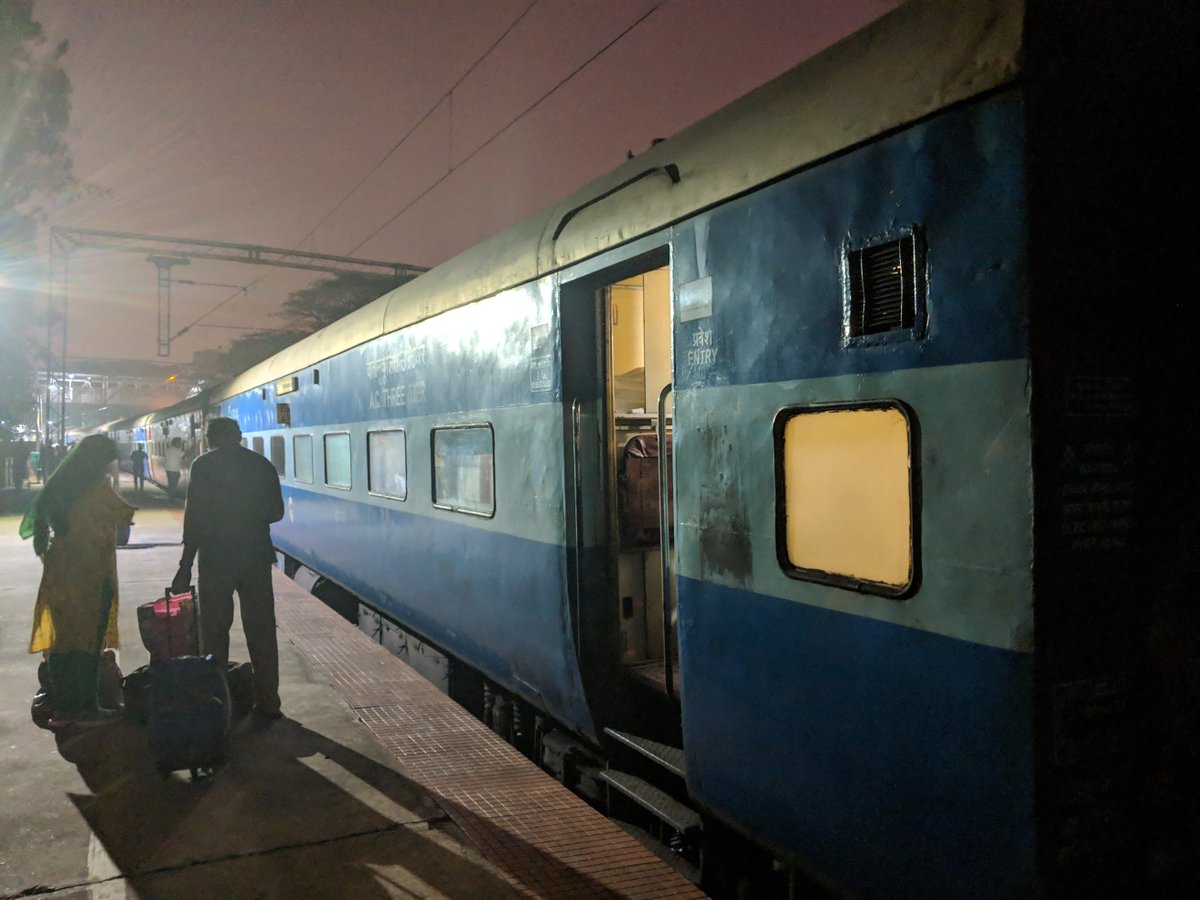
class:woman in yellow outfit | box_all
[21,435,135,728]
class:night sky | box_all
[32,0,896,365]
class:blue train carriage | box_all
[208,0,1193,895]
[108,391,209,496]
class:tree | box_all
[198,271,403,378]
[1,2,73,218]
[1,0,74,434]
[204,328,307,378]
[278,270,406,332]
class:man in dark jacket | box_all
[171,417,284,718]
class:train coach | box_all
[106,390,209,498]
[117,1,1193,895]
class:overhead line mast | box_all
[45,225,428,443]
[48,225,426,356]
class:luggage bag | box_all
[136,589,197,664]
[617,432,673,546]
[147,655,230,777]
[141,587,231,779]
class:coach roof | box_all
[215,0,1022,403]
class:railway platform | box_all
[0,480,705,899]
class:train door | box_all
[561,249,680,738]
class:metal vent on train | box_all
[846,232,922,337]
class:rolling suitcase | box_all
[144,587,231,779]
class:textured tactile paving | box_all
[271,571,706,899]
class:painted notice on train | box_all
[369,380,425,410]
[368,343,427,410]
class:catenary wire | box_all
[172,2,539,345]
[290,0,540,252]
[345,1,664,257]
[172,1,662,346]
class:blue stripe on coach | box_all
[272,485,595,739]
[678,576,1036,898]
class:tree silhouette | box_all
[1,0,75,434]
[280,270,404,332]
[197,271,404,379]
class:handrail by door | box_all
[570,399,584,653]
[657,383,676,699]
[551,165,681,241]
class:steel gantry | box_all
[44,226,427,441]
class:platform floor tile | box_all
[271,572,706,899]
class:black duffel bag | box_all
[125,661,253,723]
[226,662,255,719]
[122,664,153,724]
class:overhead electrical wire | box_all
[291,0,540,252]
[174,1,540,345]
[171,277,263,341]
[174,0,663,346]
[344,1,664,257]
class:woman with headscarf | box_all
[21,435,136,728]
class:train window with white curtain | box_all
[269,436,286,476]
[774,402,917,597]
[324,432,352,490]
[431,425,494,516]
[293,434,313,484]
[251,436,264,456]
[368,429,407,500]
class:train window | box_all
[251,436,264,456]
[774,402,917,597]
[269,435,286,476]
[324,432,352,490]
[293,434,314,484]
[431,425,494,517]
[368,429,407,500]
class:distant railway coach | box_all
[104,1,1194,895]
[107,393,208,500]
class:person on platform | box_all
[37,442,49,482]
[11,439,31,491]
[171,417,284,719]
[164,437,185,500]
[129,444,147,492]
[21,435,136,729]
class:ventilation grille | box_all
[847,234,919,337]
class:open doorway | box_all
[606,267,678,694]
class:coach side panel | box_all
[671,90,1036,896]
[219,281,598,738]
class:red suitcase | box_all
[137,589,198,663]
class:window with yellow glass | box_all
[774,403,917,596]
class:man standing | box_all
[171,417,284,719]
[164,437,185,500]
[129,444,147,492]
